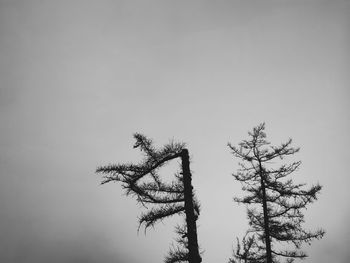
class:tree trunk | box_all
[260,169,273,263]
[181,149,201,263]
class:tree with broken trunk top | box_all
[228,123,325,263]
[96,134,201,263]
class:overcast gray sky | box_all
[0,0,349,262]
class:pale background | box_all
[0,1,349,262]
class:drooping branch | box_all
[96,134,185,206]
[165,223,190,263]
[139,204,186,230]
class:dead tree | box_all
[96,134,201,263]
[228,123,325,263]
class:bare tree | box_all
[228,123,325,263]
[96,134,201,263]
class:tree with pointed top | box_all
[228,123,325,263]
[96,134,201,263]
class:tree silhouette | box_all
[228,123,325,263]
[96,134,201,263]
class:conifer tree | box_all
[96,134,201,263]
[228,123,325,263]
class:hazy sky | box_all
[0,1,349,262]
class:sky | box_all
[0,0,349,262]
